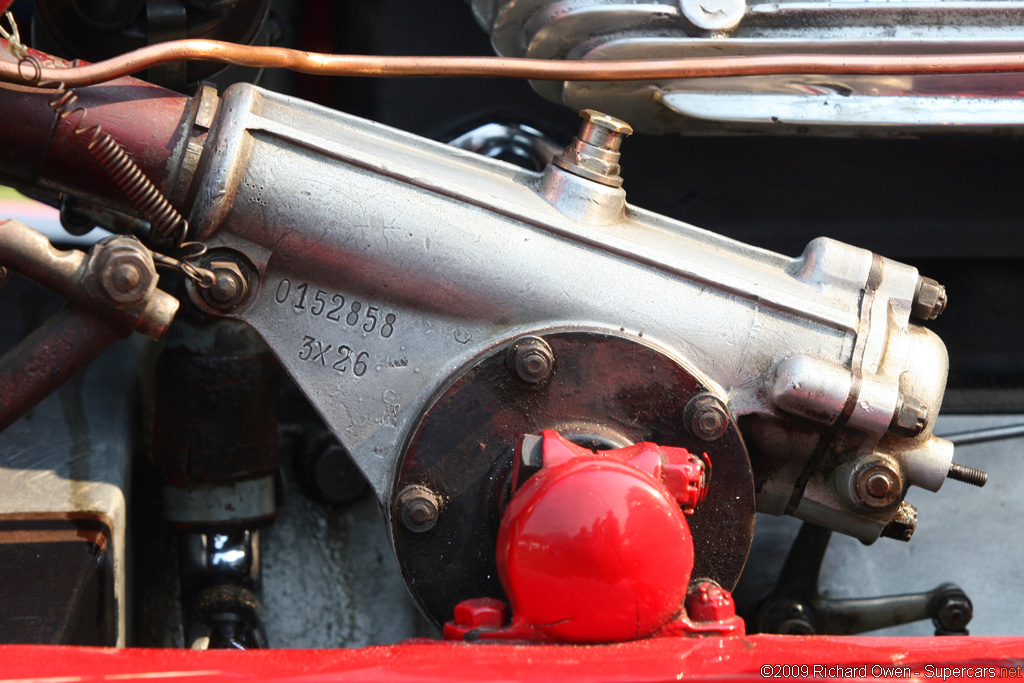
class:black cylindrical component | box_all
[153,320,280,488]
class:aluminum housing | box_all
[177,82,953,543]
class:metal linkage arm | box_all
[0,219,179,432]
[755,523,972,636]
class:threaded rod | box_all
[947,462,988,487]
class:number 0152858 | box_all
[274,278,397,339]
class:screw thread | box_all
[947,462,988,487]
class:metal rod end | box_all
[947,462,988,487]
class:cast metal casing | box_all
[177,82,952,545]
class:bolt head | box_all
[452,598,508,629]
[579,109,633,136]
[865,472,892,498]
[202,260,249,310]
[892,396,928,436]
[397,485,442,533]
[679,0,746,31]
[112,262,142,291]
[855,462,902,508]
[508,336,555,384]
[309,442,367,505]
[211,272,241,304]
[912,277,947,321]
[99,243,154,304]
[686,582,736,623]
[936,595,972,631]
[685,394,730,441]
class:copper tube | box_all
[4,39,1024,88]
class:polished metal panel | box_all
[471,0,1024,134]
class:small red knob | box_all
[452,598,509,629]
[686,581,736,623]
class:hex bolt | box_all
[854,462,902,508]
[946,462,988,487]
[202,260,249,310]
[890,396,928,437]
[113,262,142,290]
[552,110,633,187]
[881,501,918,542]
[99,244,154,304]
[397,485,443,533]
[912,276,947,321]
[508,336,555,384]
[685,393,730,441]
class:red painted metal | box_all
[444,430,736,644]
[497,455,698,642]
[0,42,190,216]
[0,637,1022,682]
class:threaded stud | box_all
[947,462,988,487]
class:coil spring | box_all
[18,55,188,246]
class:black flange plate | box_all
[392,331,755,627]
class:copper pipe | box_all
[4,39,1024,88]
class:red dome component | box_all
[497,457,695,643]
[444,430,742,644]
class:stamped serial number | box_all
[298,335,370,377]
[274,278,396,339]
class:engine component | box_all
[443,429,742,643]
[0,33,982,641]
[154,317,279,526]
[181,529,268,650]
[471,0,1024,134]
[152,314,277,646]
[393,331,753,626]
[161,83,964,557]
[754,522,973,636]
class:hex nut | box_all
[200,259,250,311]
[99,243,155,304]
[508,336,555,384]
[303,431,367,505]
[912,277,947,321]
[933,592,973,633]
[552,109,633,187]
[397,485,443,533]
[685,394,730,441]
[891,396,928,437]
[881,501,918,542]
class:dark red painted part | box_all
[0,40,190,215]
[1,638,1023,682]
